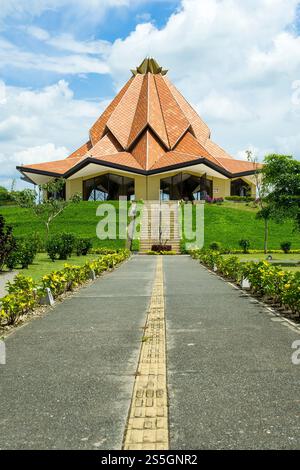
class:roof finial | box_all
[131,57,168,76]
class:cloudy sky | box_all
[0,0,299,189]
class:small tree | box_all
[262,154,300,231]
[246,150,271,254]
[0,215,17,271]
[14,179,81,239]
[239,239,250,254]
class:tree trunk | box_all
[45,222,50,240]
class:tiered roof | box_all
[18,58,260,180]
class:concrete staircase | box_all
[139,200,181,253]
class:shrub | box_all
[280,241,292,254]
[239,239,250,254]
[46,233,77,261]
[6,237,37,270]
[205,196,224,204]
[1,274,38,325]
[130,239,140,252]
[209,242,221,251]
[0,215,17,271]
[190,249,300,316]
[75,238,92,256]
[225,196,255,202]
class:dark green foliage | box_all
[75,238,93,256]
[6,237,38,270]
[0,215,17,271]
[209,242,221,251]
[280,241,292,254]
[46,233,77,261]
[239,239,250,254]
[225,196,255,202]
[263,154,300,230]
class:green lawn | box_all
[222,253,300,273]
[16,253,98,282]
[0,253,100,292]
[223,253,300,261]
[0,201,128,249]
[182,202,300,250]
[1,200,300,252]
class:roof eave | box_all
[17,158,259,180]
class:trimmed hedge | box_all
[190,249,300,316]
[225,196,255,202]
[0,249,130,326]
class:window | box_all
[160,173,213,201]
[83,174,135,201]
[231,179,251,197]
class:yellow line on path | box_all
[123,256,169,450]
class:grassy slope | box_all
[1,201,300,251]
[183,202,300,250]
[0,201,127,249]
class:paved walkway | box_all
[0,255,300,450]
[0,271,18,298]
[164,256,300,450]
[0,257,156,450]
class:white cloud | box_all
[198,91,254,123]
[0,80,104,189]
[15,143,69,165]
[0,0,147,22]
[0,80,6,105]
[27,26,50,41]
[47,34,111,55]
[0,37,110,74]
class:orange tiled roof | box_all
[23,157,82,175]
[19,58,260,178]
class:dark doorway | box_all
[160,173,213,201]
[83,174,135,201]
[231,179,251,197]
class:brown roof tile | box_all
[148,73,169,148]
[154,74,190,149]
[22,157,81,174]
[106,74,144,149]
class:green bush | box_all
[130,239,140,252]
[280,241,292,254]
[46,233,77,261]
[225,196,255,202]
[6,237,37,269]
[0,215,17,271]
[239,239,250,254]
[75,238,93,256]
[209,242,221,251]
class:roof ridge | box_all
[153,74,170,148]
[127,73,149,148]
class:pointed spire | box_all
[131,57,168,76]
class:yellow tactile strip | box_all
[123,256,169,450]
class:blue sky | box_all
[0,0,299,189]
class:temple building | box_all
[17,58,259,201]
